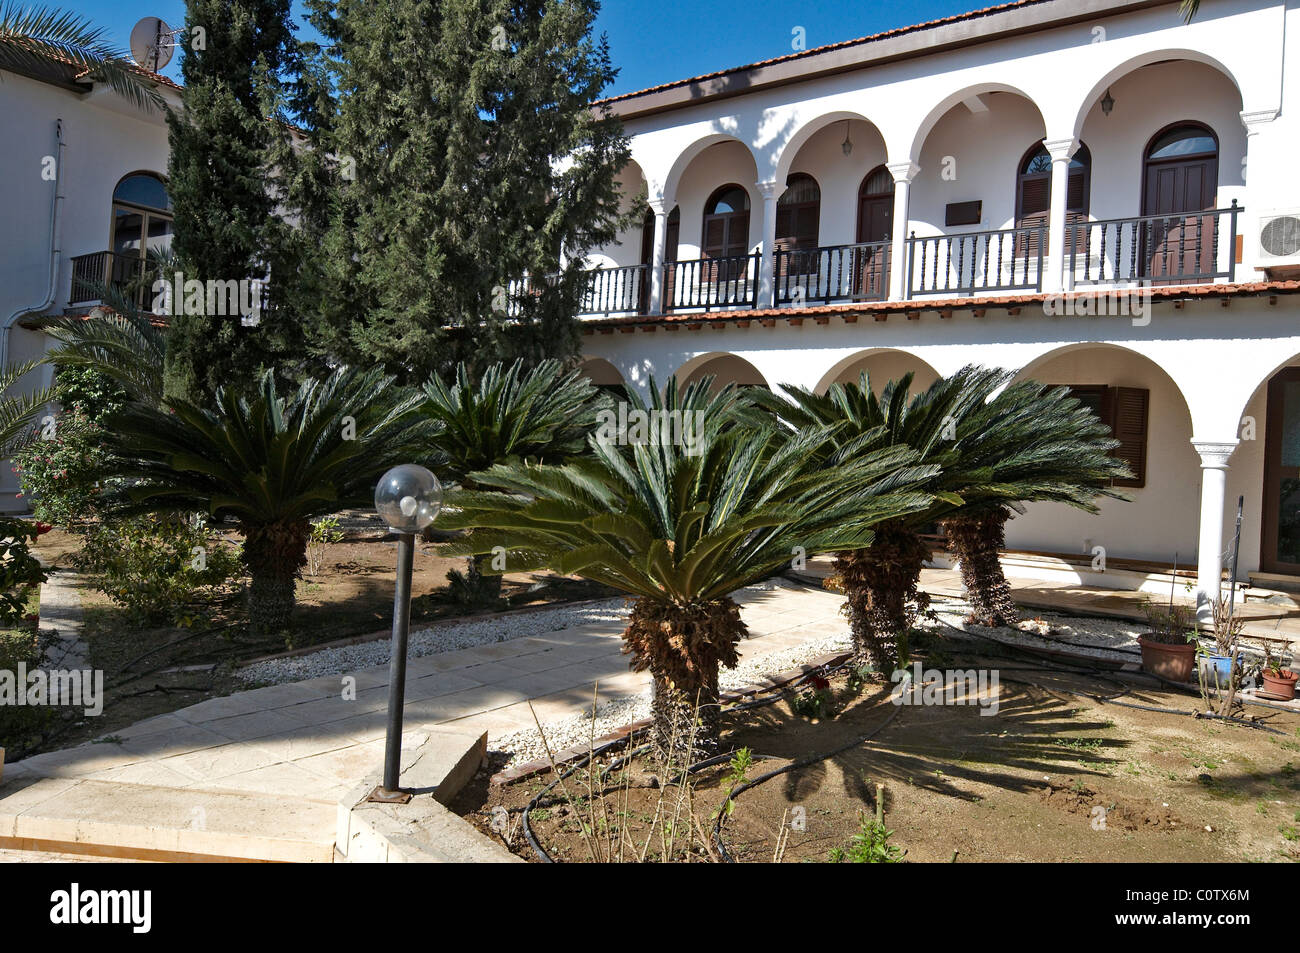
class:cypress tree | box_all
[163,0,301,400]
[314,0,631,383]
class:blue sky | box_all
[64,0,971,96]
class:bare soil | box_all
[457,643,1300,863]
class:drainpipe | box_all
[2,118,66,371]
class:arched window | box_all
[1141,123,1218,281]
[776,173,820,252]
[857,165,894,244]
[702,184,750,261]
[1015,142,1090,231]
[1142,122,1217,215]
[111,172,173,264]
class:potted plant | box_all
[1200,595,1244,689]
[1261,647,1298,701]
[1137,599,1198,683]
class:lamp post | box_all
[373,464,442,799]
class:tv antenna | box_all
[128,17,178,73]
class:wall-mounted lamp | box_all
[841,119,853,156]
[1100,88,1115,116]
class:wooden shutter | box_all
[703,216,727,258]
[1110,386,1149,488]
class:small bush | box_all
[0,516,49,626]
[828,814,904,863]
[73,514,244,627]
[11,405,110,529]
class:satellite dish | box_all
[129,17,175,73]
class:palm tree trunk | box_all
[242,519,311,633]
[944,511,1018,627]
[624,597,745,766]
[833,521,931,674]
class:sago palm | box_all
[100,367,435,632]
[939,380,1130,627]
[758,366,1013,672]
[440,377,935,763]
[0,360,51,455]
[0,3,163,111]
[44,283,167,406]
[421,359,610,600]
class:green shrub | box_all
[828,815,904,863]
[73,514,244,627]
[0,516,48,626]
[11,405,110,529]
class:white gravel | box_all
[236,598,631,686]
[927,594,1147,662]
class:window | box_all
[1016,142,1090,254]
[702,184,750,282]
[776,173,820,275]
[1056,384,1149,488]
[1147,126,1217,161]
[109,172,172,305]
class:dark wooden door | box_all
[637,208,654,313]
[855,194,892,299]
[1262,367,1300,574]
[1142,156,1216,282]
[662,208,680,309]
[703,210,749,284]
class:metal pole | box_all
[1227,495,1244,625]
[381,532,415,793]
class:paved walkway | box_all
[3,581,846,801]
[37,567,88,668]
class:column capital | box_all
[886,160,919,184]
[646,196,667,215]
[1191,438,1239,468]
[1240,108,1279,133]
[1042,136,1078,161]
[756,179,781,201]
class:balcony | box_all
[572,204,1243,319]
[68,251,161,310]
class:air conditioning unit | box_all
[1257,210,1300,266]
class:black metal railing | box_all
[69,251,163,307]
[1066,202,1241,286]
[905,225,1046,297]
[774,241,890,306]
[663,252,759,311]
[580,263,648,316]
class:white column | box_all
[886,160,918,301]
[757,180,780,308]
[1192,439,1238,620]
[647,197,667,315]
[1042,137,1076,294]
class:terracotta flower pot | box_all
[1138,635,1196,683]
[1261,669,1298,701]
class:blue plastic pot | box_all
[1201,653,1233,686]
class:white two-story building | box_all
[1,0,1299,614]
[572,0,1300,612]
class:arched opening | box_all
[676,353,768,393]
[814,349,940,396]
[1141,122,1219,282]
[1010,344,1196,567]
[578,357,628,399]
